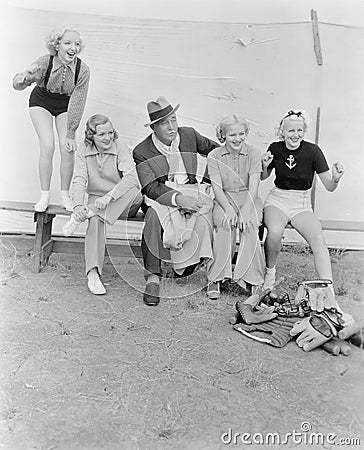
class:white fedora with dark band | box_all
[144,96,180,127]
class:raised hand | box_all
[261,150,273,169]
[24,64,42,83]
[332,162,344,182]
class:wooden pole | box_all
[310,10,323,210]
[311,9,323,66]
[311,106,321,210]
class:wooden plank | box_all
[311,9,323,66]
[0,200,70,216]
[107,242,143,259]
[278,220,364,233]
[33,213,46,272]
[45,205,71,216]
[52,237,143,258]
[0,200,38,213]
[0,200,145,222]
[41,239,54,265]
[320,220,364,233]
[52,238,84,254]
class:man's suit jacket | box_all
[133,126,218,207]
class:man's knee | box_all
[144,206,161,228]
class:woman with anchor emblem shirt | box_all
[260,110,344,291]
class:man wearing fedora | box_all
[133,96,219,306]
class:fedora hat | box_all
[144,96,180,127]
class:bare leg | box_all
[29,107,55,191]
[263,205,289,269]
[291,211,333,280]
[55,112,74,190]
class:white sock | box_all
[34,190,50,212]
[60,190,73,212]
[263,266,276,289]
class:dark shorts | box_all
[29,86,70,116]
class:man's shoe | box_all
[143,282,160,306]
[207,281,220,300]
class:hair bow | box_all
[285,110,302,118]
[279,110,302,127]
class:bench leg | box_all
[33,212,55,272]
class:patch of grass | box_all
[282,243,312,255]
[329,247,347,259]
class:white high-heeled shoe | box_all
[60,193,73,212]
[87,271,106,295]
[62,214,81,237]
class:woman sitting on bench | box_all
[63,114,142,295]
[261,110,344,293]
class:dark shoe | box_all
[207,281,220,300]
[143,282,160,306]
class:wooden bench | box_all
[258,219,364,241]
[1,200,364,273]
[0,200,144,272]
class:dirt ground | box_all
[0,238,363,450]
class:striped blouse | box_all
[14,54,90,139]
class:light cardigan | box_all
[72,140,140,208]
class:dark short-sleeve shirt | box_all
[267,140,329,190]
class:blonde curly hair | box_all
[45,26,85,56]
[275,110,309,140]
[216,114,250,144]
[84,115,119,146]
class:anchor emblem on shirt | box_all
[285,154,296,169]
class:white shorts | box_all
[264,187,313,221]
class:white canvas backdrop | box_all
[0,1,363,247]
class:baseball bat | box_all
[229,312,240,325]
[322,340,340,356]
[331,337,351,356]
[347,332,364,349]
[338,321,364,339]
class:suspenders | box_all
[75,57,81,85]
[44,55,82,91]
